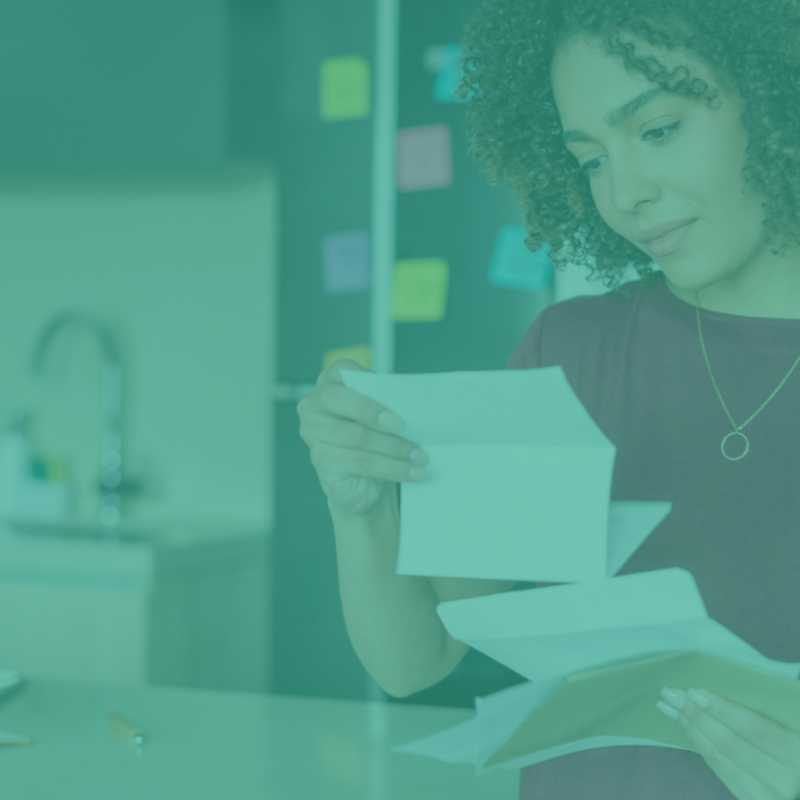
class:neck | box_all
[663,253,800,319]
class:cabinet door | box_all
[0,0,227,170]
[0,577,149,683]
[148,544,271,693]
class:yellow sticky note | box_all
[320,56,371,121]
[393,259,449,322]
[322,344,372,372]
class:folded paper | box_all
[340,367,665,583]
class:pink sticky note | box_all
[397,125,453,192]
[322,230,370,294]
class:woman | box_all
[297,0,800,796]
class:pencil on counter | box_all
[108,712,145,746]
[0,729,33,745]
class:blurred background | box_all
[0,0,642,708]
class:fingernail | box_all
[659,687,684,709]
[656,700,679,720]
[379,411,404,431]
[687,688,710,709]
[409,448,429,466]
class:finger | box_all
[316,361,406,432]
[675,709,765,800]
[318,358,370,386]
[310,439,426,485]
[313,415,425,465]
[690,689,800,764]
[677,692,778,776]
[310,381,407,435]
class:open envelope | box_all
[341,367,670,583]
[393,650,800,774]
[434,568,800,684]
[393,569,800,772]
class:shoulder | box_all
[506,273,661,371]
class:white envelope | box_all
[394,569,800,773]
[342,367,669,583]
[436,567,800,683]
[392,678,686,774]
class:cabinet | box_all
[0,524,271,692]
[0,0,281,170]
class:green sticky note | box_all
[393,259,449,322]
[319,56,371,121]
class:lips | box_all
[645,219,696,257]
[637,218,697,243]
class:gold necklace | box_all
[695,290,800,460]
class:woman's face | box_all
[551,35,800,316]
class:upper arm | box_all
[425,576,516,675]
[427,576,516,604]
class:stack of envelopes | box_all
[341,368,800,772]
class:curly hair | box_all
[455,0,800,300]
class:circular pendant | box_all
[721,430,749,461]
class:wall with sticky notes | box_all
[393,0,551,379]
[273,0,557,710]
[273,0,378,708]
[385,0,553,711]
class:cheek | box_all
[680,124,746,195]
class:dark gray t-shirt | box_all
[505,270,800,799]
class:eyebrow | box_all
[560,87,679,145]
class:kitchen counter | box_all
[0,678,518,799]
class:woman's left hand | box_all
[656,686,800,800]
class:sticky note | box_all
[423,44,459,74]
[320,56,371,121]
[322,230,370,294]
[433,66,462,104]
[424,44,473,104]
[397,125,453,192]
[393,259,449,322]
[323,344,372,372]
[487,225,554,291]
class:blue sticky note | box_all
[424,43,473,104]
[423,44,459,74]
[487,225,554,291]
[322,230,370,294]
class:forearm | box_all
[329,490,454,697]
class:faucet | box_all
[31,312,125,530]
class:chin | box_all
[660,269,718,293]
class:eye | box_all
[573,122,682,178]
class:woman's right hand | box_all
[297,359,430,517]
